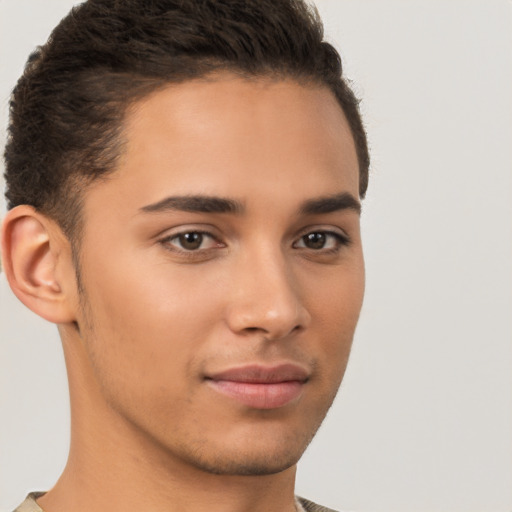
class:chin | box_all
[175,422,319,477]
[187,447,302,476]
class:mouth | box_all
[205,363,309,410]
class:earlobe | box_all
[1,205,77,324]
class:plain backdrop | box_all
[1,1,511,511]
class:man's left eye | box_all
[294,231,348,250]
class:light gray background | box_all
[1,1,511,511]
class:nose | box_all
[225,248,311,340]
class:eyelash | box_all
[159,228,351,258]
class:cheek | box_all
[310,256,365,323]
[308,261,365,372]
[83,242,221,334]
[78,256,224,394]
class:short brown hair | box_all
[4,0,369,242]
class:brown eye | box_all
[302,232,327,249]
[294,230,349,251]
[177,232,204,250]
[162,231,224,253]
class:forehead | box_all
[84,75,359,215]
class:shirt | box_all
[13,492,339,512]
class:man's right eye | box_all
[161,231,223,252]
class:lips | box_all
[205,364,309,409]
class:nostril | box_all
[241,323,304,340]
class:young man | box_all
[1,1,369,511]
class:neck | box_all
[41,451,298,512]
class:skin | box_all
[2,74,364,512]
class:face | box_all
[72,74,364,476]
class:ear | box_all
[1,205,78,324]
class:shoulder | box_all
[296,496,340,512]
[12,493,45,512]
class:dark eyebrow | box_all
[299,192,361,215]
[140,195,244,215]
